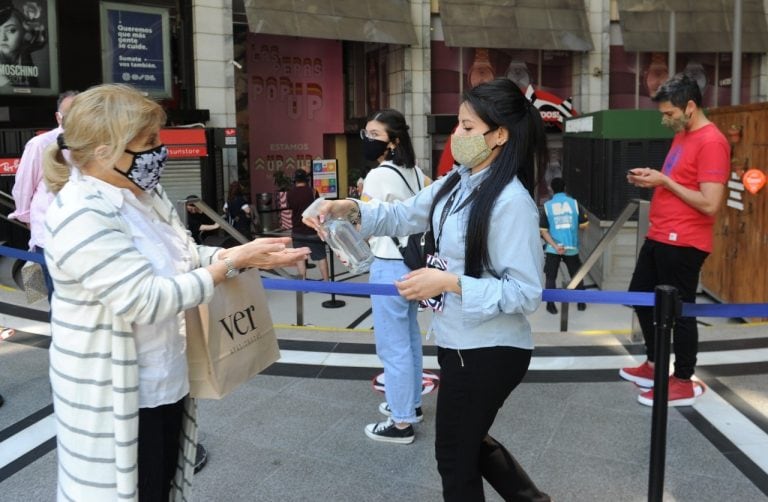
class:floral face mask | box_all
[115,144,169,191]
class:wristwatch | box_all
[223,257,238,279]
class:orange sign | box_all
[159,128,208,158]
[742,169,766,195]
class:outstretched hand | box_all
[301,199,359,239]
[232,237,310,270]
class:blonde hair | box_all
[43,84,166,193]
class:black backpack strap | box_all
[381,164,418,195]
[381,164,422,249]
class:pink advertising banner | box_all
[247,34,344,195]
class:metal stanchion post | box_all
[648,285,681,502]
[295,291,304,326]
[322,243,345,309]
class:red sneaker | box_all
[619,361,656,388]
[637,376,704,407]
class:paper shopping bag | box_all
[185,268,280,399]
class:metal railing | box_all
[557,199,649,333]
[0,190,27,230]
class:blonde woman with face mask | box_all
[43,84,309,501]
[305,78,551,501]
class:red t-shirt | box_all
[647,123,730,252]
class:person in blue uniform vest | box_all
[539,177,588,314]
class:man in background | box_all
[540,177,588,314]
[286,169,329,280]
[10,90,78,301]
[619,74,729,407]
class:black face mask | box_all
[362,137,389,162]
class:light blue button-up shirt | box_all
[359,165,544,350]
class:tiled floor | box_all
[1,259,767,501]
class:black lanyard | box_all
[434,185,481,253]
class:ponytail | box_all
[43,142,70,194]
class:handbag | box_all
[21,261,48,304]
[381,165,432,270]
[185,268,280,399]
[399,229,435,270]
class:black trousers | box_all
[628,239,708,379]
[435,346,551,502]
[543,252,585,291]
[138,397,186,502]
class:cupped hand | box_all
[235,237,310,270]
[395,268,453,301]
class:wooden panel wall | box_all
[703,103,768,309]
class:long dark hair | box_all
[431,78,547,278]
[227,181,243,203]
[367,108,416,169]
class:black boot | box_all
[546,302,558,314]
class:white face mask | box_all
[450,129,497,168]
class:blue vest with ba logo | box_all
[544,193,579,256]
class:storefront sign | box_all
[100,2,171,97]
[0,0,59,96]
[524,85,575,131]
[247,34,344,194]
[312,159,338,199]
[159,129,208,158]
[0,157,20,175]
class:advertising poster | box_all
[0,0,59,96]
[246,33,344,195]
[431,42,574,131]
[312,159,338,199]
[100,2,171,97]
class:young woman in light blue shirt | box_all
[305,78,551,501]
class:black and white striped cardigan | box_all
[45,181,218,501]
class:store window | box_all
[609,46,752,109]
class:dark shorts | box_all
[292,234,327,261]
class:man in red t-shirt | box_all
[619,74,730,407]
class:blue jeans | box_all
[370,258,423,423]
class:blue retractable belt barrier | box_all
[2,245,767,318]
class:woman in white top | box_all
[42,84,310,501]
[359,109,430,444]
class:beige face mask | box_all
[450,129,497,168]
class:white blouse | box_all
[85,175,193,408]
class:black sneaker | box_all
[577,302,587,311]
[364,419,414,444]
[194,443,208,474]
[0,394,4,408]
[546,302,558,314]
[378,402,423,423]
